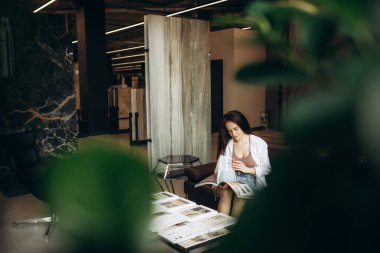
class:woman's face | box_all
[225,121,244,141]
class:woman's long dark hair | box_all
[217,110,251,157]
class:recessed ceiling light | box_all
[33,0,56,13]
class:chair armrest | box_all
[185,162,217,182]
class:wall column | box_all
[75,0,108,136]
[145,15,211,167]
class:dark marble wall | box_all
[0,6,77,155]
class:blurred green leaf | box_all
[212,14,251,28]
[332,56,373,91]
[236,60,307,85]
[358,68,380,167]
[224,1,380,252]
[284,91,356,149]
[247,1,318,27]
[49,145,152,253]
[297,14,337,60]
[316,0,374,48]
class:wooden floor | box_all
[0,133,219,253]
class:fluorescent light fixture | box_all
[33,0,56,13]
[113,66,142,70]
[116,66,141,69]
[112,54,145,60]
[112,60,145,67]
[106,45,145,54]
[166,0,228,17]
[242,27,252,30]
[113,67,142,72]
[72,0,229,43]
[106,0,229,34]
[106,22,144,35]
[72,40,78,44]
[114,65,140,69]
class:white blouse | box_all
[216,134,272,190]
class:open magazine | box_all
[194,155,254,199]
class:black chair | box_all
[0,129,57,238]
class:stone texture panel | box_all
[145,15,211,168]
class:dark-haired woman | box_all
[216,110,271,217]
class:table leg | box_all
[153,175,164,191]
[163,165,169,179]
[152,161,160,173]
[169,180,175,194]
[163,179,170,192]
[152,162,165,191]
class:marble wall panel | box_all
[0,8,77,156]
[145,15,211,168]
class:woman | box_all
[216,110,271,217]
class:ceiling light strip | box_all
[112,60,145,67]
[105,0,229,35]
[113,68,142,72]
[113,66,142,70]
[106,45,145,54]
[112,54,145,60]
[106,22,145,35]
[72,0,228,43]
[166,0,228,17]
[33,0,56,13]
[112,65,136,70]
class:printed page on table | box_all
[151,203,165,214]
[151,191,179,204]
[194,213,236,231]
[157,221,209,244]
[177,227,230,249]
[156,197,196,212]
[150,211,188,233]
[173,205,218,222]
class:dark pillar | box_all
[75,0,108,136]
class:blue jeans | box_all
[235,171,256,190]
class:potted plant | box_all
[220,1,380,252]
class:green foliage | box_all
[234,0,380,155]
[48,144,152,253]
[219,0,380,252]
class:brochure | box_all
[177,227,230,249]
[157,221,209,244]
[174,205,218,221]
[156,197,196,212]
[151,191,179,204]
[150,211,188,232]
[194,213,236,231]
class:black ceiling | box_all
[7,0,250,51]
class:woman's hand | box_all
[232,159,256,175]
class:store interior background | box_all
[1,0,293,159]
